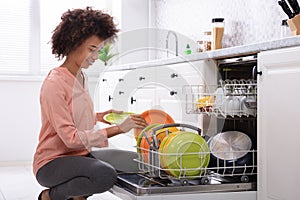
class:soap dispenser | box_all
[185,44,191,55]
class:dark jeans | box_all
[36,153,117,200]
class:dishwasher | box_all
[110,55,258,200]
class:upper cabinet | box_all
[258,46,300,200]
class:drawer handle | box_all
[119,91,124,95]
[131,97,136,104]
[102,78,107,82]
[139,76,145,81]
[118,78,124,82]
[108,95,113,102]
[170,73,178,78]
[170,91,177,96]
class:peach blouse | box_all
[33,67,107,176]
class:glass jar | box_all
[203,31,212,51]
[211,18,224,50]
[197,40,204,52]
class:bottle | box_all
[281,19,290,38]
[203,31,212,51]
[185,44,191,55]
[211,18,225,50]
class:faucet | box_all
[166,30,178,57]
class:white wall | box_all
[0,78,98,164]
[0,78,42,163]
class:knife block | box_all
[287,14,300,35]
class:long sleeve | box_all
[33,67,107,176]
[42,79,107,149]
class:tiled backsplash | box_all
[153,0,287,47]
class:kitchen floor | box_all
[0,164,122,200]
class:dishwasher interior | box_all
[112,55,258,199]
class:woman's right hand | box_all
[117,114,148,133]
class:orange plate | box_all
[134,109,175,139]
[140,126,179,163]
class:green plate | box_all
[103,112,135,124]
[159,132,179,169]
[163,132,210,178]
[136,124,161,156]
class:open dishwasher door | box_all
[111,173,256,200]
[110,123,257,200]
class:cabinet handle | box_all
[118,78,124,82]
[119,91,124,95]
[131,97,136,104]
[252,65,262,79]
[108,95,113,102]
[170,91,177,96]
[170,73,178,78]
[139,76,145,81]
[102,78,107,82]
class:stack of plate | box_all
[159,132,210,178]
[137,124,178,163]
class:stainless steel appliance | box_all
[110,55,258,200]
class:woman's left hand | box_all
[96,109,123,124]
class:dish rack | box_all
[135,124,257,185]
[183,79,257,118]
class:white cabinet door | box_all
[95,70,130,111]
[258,46,300,200]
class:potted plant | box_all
[98,44,117,66]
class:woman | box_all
[33,7,147,200]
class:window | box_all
[0,0,31,74]
[40,0,108,73]
[0,0,110,76]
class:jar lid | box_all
[212,18,224,23]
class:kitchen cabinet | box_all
[95,70,129,111]
[98,60,215,123]
[257,46,300,200]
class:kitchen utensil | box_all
[287,0,300,14]
[208,131,254,174]
[279,0,295,18]
[134,109,175,139]
[103,112,135,124]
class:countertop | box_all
[107,36,300,71]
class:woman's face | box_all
[70,35,103,69]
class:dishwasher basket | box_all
[184,80,257,118]
[135,123,257,184]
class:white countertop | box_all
[107,36,300,71]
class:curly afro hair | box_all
[51,7,119,60]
